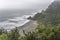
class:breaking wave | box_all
[0,15,32,31]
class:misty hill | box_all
[33,0,60,25]
[45,0,60,13]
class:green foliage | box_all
[18,23,60,40]
[0,1,60,40]
[32,12,45,20]
[0,23,60,40]
[8,27,20,40]
[32,1,60,26]
[0,33,8,40]
[43,1,60,25]
[36,21,60,40]
[0,29,3,35]
[22,31,40,40]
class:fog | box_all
[0,0,54,10]
[0,0,54,30]
[0,0,54,22]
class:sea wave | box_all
[0,15,31,31]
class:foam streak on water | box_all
[0,15,31,31]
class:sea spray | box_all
[0,15,31,31]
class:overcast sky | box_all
[0,0,54,10]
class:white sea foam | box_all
[0,15,31,31]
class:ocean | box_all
[0,2,51,31]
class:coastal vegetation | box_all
[0,0,60,40]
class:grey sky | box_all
[0,0,54,9]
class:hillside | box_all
[1,0,60,40]
[33,0,60,25]
[45,0,60,13]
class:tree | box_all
[0,33,8,40]
[8,27,20,40]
